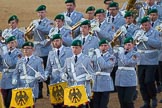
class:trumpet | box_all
[133,29,147,49]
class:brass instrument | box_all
[124,0,147,22]
[25,22,35,42]
[110,30,123,48]
[89,20,100,35]
[133,29,147,49]
[155,23,162,32]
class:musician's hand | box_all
[120,26,127,34]
[32,20,39,30]
[33,41,40,45]
[118,47,124,54]
[94,49,101,58]
[86,74,92,80]
[96,72,101,75]
[61,73,68,81]
[141,35,148,41]
[35,72,42,79]
[92,26,101,32]
[12,79,17,85]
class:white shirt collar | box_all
[55,45,63,52]
[25,54,33,60]
[82,34,89,41]
[73,52,82,58]
[9,48,16,53]
[57,26,63,31]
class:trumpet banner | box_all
[48,82,68,105]
[10,88,34,108]
[64,85,88,107]
[0,91,5,108]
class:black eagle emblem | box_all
[52,85,64,101]
[68,88,82,103]
[15,91,29,106]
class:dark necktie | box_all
[107,12,109,17]
[83,38,85,45]
[74,55,77,63]
[101,54,103,56]
[124,51,128,55]
[67,12,71,17]
[39,20,41,25]
[26,58,29,64]
[152,22,154,27]
[99,23,101,28]
[126,25,129,29]
[57,50,60,57]
[112,17,114,23]
[58,29,60,33]
[8,51,11,55]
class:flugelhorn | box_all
[110,26,127,47]
[25,22,35,42]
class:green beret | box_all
[99,39,109,46]
[124,37,133,44]
[124,11,133,18]
[8,15,18,23]
[5,36,16,44]
[80,20,90,26]
[36,5,46,12]
[22,42,34,48]
[65,0,75,3]
[140,16,150,24]
[54,14,64,21]
[104,0,113,4]
[148,9,158,15]
[94,9,105,16]
[51,34,62,41]
[109,2,119,8]
[86,6,95,13]
[72,40,82,46]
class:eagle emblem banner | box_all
[0,92,5,108]
[64,85,88,107]
[0,72,2,80]
[10,88,34,108]
[49,82,68,105]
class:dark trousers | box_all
[110,66,118,92]
[1,88,12,108]
[116,86,136,108]
[53,104,64,108]
[39,56,50,97]
[93,92,109,108]
[158,61,162,83]
[138,65,157,103]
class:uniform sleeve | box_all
[97,55,116,71]
[37,20,53,34]
[16,31,25,48]
[147,31,161,49]
[37,58,45,79]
